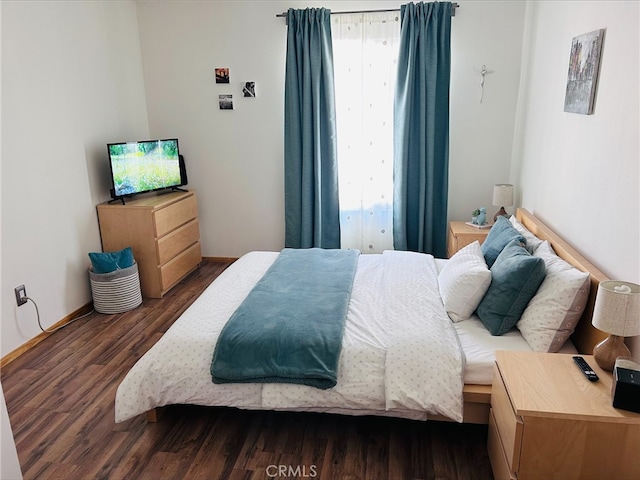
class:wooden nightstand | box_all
[447,221,491,257]
[488,351,640,480]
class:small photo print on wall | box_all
[563,29,605,115]
[243,81,256,97]
[215,68,230,84]
[219,94,233,110]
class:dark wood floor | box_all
[2,260,494,480]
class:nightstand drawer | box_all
[447,222,491,257]
[491,364,523,474]
[447,227,457,258]
[488,410,516,480]
[456,232,488,249]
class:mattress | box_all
[454,316,576,384]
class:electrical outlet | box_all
[15,285,27,307]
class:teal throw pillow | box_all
[477,239,546,336]
[88,247,135,274]
[481,216,526,267]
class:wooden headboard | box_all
[515,208,608,354]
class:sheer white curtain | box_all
[331,12,400,253]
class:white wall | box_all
[1,385,22,480]
[1,4,24,476]
[135,0,526,257]
[514,1,640,354]
[449,0,525,220]
[1,0,150,357]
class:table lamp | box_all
[591,281,640,371]
[492,184,514,222]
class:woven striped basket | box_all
[89,262,142,314]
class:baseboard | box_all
[0,302,94,369]
[202,256,239,263]
[2,260,236,368]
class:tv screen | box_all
[107,138,186,199]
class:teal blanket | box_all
[211,248,360,389]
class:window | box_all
[332,12,400,253]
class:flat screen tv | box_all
[107,138,187,201]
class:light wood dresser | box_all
[96,190,201,298]
[447,221,491,258]
[488,351,640,480]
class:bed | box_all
[115,209,608,425]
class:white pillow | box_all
[438,241,492,322]
[509,215,543,253]
[517,241,590,352]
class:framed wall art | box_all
[215,68,230,84]
[219,94,233,110]
[243,81,256,98]
[563,28,605,115]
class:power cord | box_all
[25,297,95,333]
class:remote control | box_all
[573,356,599,382]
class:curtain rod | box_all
[276,3,459,21]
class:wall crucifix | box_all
[473,65,493,103]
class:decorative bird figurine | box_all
[477,207,487,226]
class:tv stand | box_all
[96,190,201,298]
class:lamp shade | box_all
[492,184,514,207]
[592,281,640,337]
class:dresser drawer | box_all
[491,364,523,474]
[154,194,198,237]
[157,219,200,265]
[160,241,201,291]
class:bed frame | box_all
[441,208,609,424]
[146,208,609,424]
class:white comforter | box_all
[115,250,464,423]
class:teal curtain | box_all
[393,2,452,257]
[284,8,341,249]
